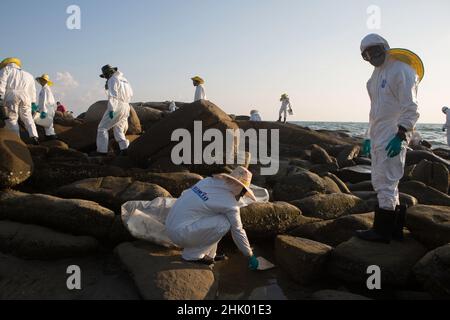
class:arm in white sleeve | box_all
[0,68,10,97]
[39,88,48,113]
[225,207,253,257]
[395,66,420,131]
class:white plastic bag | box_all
[33,106,55,128]
[121,197,179,248]
[239,184,270,207]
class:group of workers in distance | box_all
[0,32,441,270]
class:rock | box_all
[406,150,450,168]
[128,100,238,171]
[328,236,427,286]
[56,176,172,212]
[322,173,351,194]
[273,171,341,202]
[337,145,361,168]
[406,205,450,248]
[132,101,190,112]
[289,213,374,247]
[433,148,450,161]
[348,180,373,192]
[399,181,450,206]
[128,170,203,197]
[240,202,317,238]
[354,157,372,166]
[336,165,372,184]
[394,291,433,300]
[0,128,33,188]
[0,192,116,240]
[311,290,372,300]
[310,144,335,165]
[116,242,217,300]
[309,163,339,175]
[47,147,89,162]
[275,235,332,285]
[290,193,368,220]
[0,220,98,259]
[40,139,69,149]
[413,244,450,299]
[352,191,418,209]
[57,121,99,151]
[132,105,164,130]
[53,111,83,127]
[410,160,449,193]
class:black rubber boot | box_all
[119,149,128,156]
[30,137,40,145]
[277,116,282,122]
[393,205,407,241]
[356,207,396,244]
[283,117,287,124]
[45,135,57,141]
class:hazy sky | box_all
[2,0,450,123]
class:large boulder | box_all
[336,145,360,168]
[0,220,98,259]
[132,105,164,130]
[354,191,418,210]
[406,205,450,248]
[57,121,99,151]
[290,193,368,220]
[273,171,341,202]
[0,128,33,188]
[348,180,373,192]
[310,144,335,165]
[275,235,332,285]
[289,213,374,247]
[413,244,450,299]
[56,176,171,212]
[335,165,372,184]
[328,236,427,286]
[116,242,217,300]
[410,159,449,194]
[53,111,83,127]
[406,150,450,168]
[399,181,450,206]
[240,202,317,239]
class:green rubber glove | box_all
[109,111,115,119]
[40,112,47,119]
[362,139,371,157]
[386,135,404,158]
[249,255,259,271]
[31,103,39,113]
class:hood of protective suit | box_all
[360,34,390,53]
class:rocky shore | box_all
[0,100,449,300]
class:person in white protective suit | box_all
[278,93,292,123]
[36,74,57,140]
[192,76,207,101]
[96,65,133,156]
[0,58,39,145]
[169,101,178,113]
[165,166,260,270]
[442,107,450,146]
[250,109,262,122]
[357,34,422,243]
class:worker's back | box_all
[2,65,36,104]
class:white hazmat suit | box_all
[97,71,133,153]
[194,84,206,102]
[166,177,253,261]
[38,84,56,136]
[0,63,38,138]
[279,99,291,119]
[363,35,420,211]
[443,111,450,146]
[250,111,262,122]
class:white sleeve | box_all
[395,66,420,131]
[224,206,253,257]
[39,89,48,113]
[29,80,37,105]
[0,68,10,97]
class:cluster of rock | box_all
[0,100,449,300]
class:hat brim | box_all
[100,67,118,78]
[36,77,53,86]
[214,173,257,201]
[388,48,425,82]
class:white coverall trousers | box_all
[371,146,406,211]
[168,215,231,261]
[96,101,130,153]
[4,91,38,138]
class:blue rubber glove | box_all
[109,111,115,119]
[31,103,39,113]
[249,255,259,271]
[362,139,371,157]
[386,135,404,158]
[40,112,47,119]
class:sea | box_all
[292,122,449,150]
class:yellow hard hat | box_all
[388,48,425,82]
[0,57,22,70]
[36,74,54,86]
[191,76,205,84]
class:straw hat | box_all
[36,74,53,86]
[0,57,22,70]
[214,166,256,201]
[280,93,289,101]
[191,76,205,84]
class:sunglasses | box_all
[362,46,385,61]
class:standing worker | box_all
[357,34,423,243]
[96,64,133,156]
[166,166,260,270]
[278,93,292,123]
[36,74,57,140]
[442,107,450,146]
[192,76,207,101]
[0,58,39,145]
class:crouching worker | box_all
[166,166,260,270]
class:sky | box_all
[1,0,450,123]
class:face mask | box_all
[362,45,387,67]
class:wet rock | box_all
[406,150,450,168]
[337,145,360,168]
[328,236,427,286]
[347,180,373,192]
[240,202,317,239]
[311,290,372,300]
[406,205,450,248]
[309,163,339,175]
[57,121,99,151]
[40,139,69,149]
[56,176,171,212]
[116,242,217,300]
[290,193,368,220]
[273,171,341,202]
[0,128,33,188]
[399,181,450,206]
[133,105,164,130]
[410,160,449,194]
[322,173,351,194]
[0,220,98,259]
[413,244,450,299]
[352,191,418,209]
[335,165,371,184]
[275,235,332,285]
[354,157,371,166]
[310,145,335,165]
[289,213,374,247]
